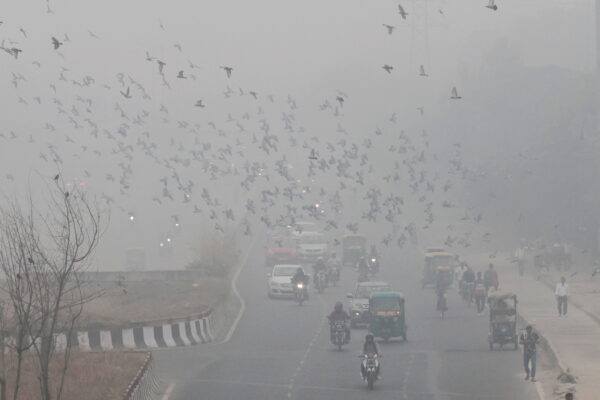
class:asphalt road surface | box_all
[154,243,541,400]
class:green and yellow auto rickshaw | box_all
[422,251,455,288]
[368,292,406,342]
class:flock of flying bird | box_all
[0,2,504,259]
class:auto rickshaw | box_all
[368,292,406,342]
[342,234,367,267]
[422,251,455,288]
[488,292,518,350]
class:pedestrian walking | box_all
[555,276,569,317]
[519,325,540,382]
[474,271,487,314]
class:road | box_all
[154,244,541,400]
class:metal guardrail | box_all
[124,352,162,400]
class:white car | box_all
[296,231,328,263]
[268,264,306,298]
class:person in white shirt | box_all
[555,276,569,316]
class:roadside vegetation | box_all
[0,176,105,400]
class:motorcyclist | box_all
[461,266,476,302]
[328,252,341,285]
[368,245,380,274]
[361,334,381,379]
[291,267,309,295]
[435,271,448,312]
[357,255,369,273]
[474,271,487,314]
[313,257,328,286]
[484,263,499,291]
[328,301,351,343]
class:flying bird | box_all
[194,100,205,108]
[451,86,462,99]
[486,0,498,10]
[398,4,408,19]
[419,65,428,77]
[156,59,166,74]
[120,86,132,99]
[382,64,394,74]
[382,24,395,35]
[51,36,63,50]
[221,66,233,78]
[177,70,187,79]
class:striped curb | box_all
[68,316,214,351]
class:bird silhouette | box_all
[382,65,394,74]
[51,36,63,50]
[419,65,428,77]
[120,87,132,99]
[221,66,233,78]
[398,4,408,19]
[382,24,395,35]
[194,100,205,108]
[486,0,498,11]
[451,86,462,99]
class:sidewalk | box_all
[499,262,600,399]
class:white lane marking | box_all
[534,380,546,400]
[161,382,175,400]
[218,236,256,344]
[286,300,328,399]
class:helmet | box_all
[365,334,374,342]
[334,301,343,311]
[296,267,303,274]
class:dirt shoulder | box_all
[79,277,229,328]
[6,351,147,400]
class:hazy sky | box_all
[0,0,596,268]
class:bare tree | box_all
[0,175,106,400]
[0,199,44,400]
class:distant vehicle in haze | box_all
[126,247,146,270]
[343,234,367,267]
[296,231,328,263]
[265,235,298,267]
[267,264,306,299]
[288,221,320,235]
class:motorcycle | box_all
[360,353,381,390]
[328,267,340,287]
[315,270,327,294]
[295,282,306,305]
[331,320,348,351]
[368,257,379,276]
[436,292,447,319]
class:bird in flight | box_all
[382,65,394,74]
[194,99,205,108]
[308,149,318,160]
[221,66,233,78]
[156,59,166,74]
[382,24,395,35]
[51,36,63,50]
[486,0,498,10]
[398,4,408,19]
[419,65,428,77]
[177,70,187,79]
[450,86,462,99]
[336,96,345,108]
[120,86,132,99]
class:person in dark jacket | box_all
[328,301,350,343]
